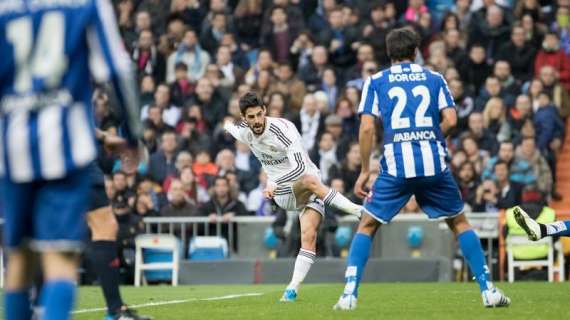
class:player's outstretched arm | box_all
[355,114,376,198]
[88,0,141,146]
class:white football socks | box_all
[323,189,362,217]
[287,249,315,291]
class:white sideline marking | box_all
[73,292,264,314]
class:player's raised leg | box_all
[281,207,321,302]
[294,174,362,218]
[445,214,510,307]
[333,213,380,310]
[513,206,570,240]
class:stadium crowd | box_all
[95,0,570,257]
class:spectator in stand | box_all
[482,97,510,142]
[200,12,229,56]
[454,161,479,211]
[452,0,472,32]
[298,45,330,92]
[449,79,475,135]
[516,136,553,196]
[468,5,511,62]
[458,43,491,94]
[192,150,218,189]
[141,121,159,154]
[293,94,326,152]
[346,60,378,90]
[493,160,524,209]
[160,179,198,217]
[334,97,359,138]
[233,0,264,48]
[245,48,275,86]
[497,25,537,83]
[539,65,570,118]
[216,149,257,193]
[318,5,358,70]
[307,0,337,34]
[514,0,544,23]
[403,0,428,23]
[261,6,301,64]
[145,104,174,136]
[319,67,340,113]
[521,13,545,49]
[147,130,179,184]
[169,62,194,107]
[162,151,193,191]
[134,192,159,218]
[344,43,375,82]
[270,63,307,113]
[216,45,245,90]
[93,90,118,134]
[473,179,500,213]
[166,29,211,83]
[324,114,353,162]
[190,77,227,129]
[493,60,521,101]
[460,134,489,176]
[466,112,498,154]
[309,132,338,183]
[534,92,565,200]
[289,31,316,72]
[443,28,467,68]
[328,142,361,191]
[247,170,273,215]
[475,76,513,112]
[199,176,250,250]
[482,141,536,186]
[141,83,181,127]
[170,0,206,33]
[132,30,166,84]
[534,32,570,91]
[507,94,533,143]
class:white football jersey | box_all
[224,117,319,191]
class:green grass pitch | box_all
[62,282,569,319]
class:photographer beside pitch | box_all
[333,28,511,310]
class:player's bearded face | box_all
[243,106,266,135]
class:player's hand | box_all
[222,212,235,222]
[354,171,370,199]
[263,182,276,200]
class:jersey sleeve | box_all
[223,119,247,143]
[437,74,455,111]
[357,76,380,117]
[87,0,141,145]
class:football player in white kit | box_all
[224,92,362,302]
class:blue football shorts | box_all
[364,169,464,223]
[1,166,91,251]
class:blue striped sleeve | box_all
[88,0,141,145]
[357,76,379,117]
[437,74,455,111]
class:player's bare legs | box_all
[445,213,510,307]
[5,249,38,319]
[281,208,321,302]
[334,212,380,310]
[292,174,362,218]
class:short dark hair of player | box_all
[386,27,420,62]
[239,91,265,114]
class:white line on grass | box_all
[73,292,264,314]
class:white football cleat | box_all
[513,206,542,241]
[482,287,511,308]
[333,294,358,311]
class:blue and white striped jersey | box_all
[358,63,454,178]
[0,0,140,183]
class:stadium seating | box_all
[134,234,180,286]
[188,236,228,260]
[506,235,565,282]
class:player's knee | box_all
[300,174,320,190]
